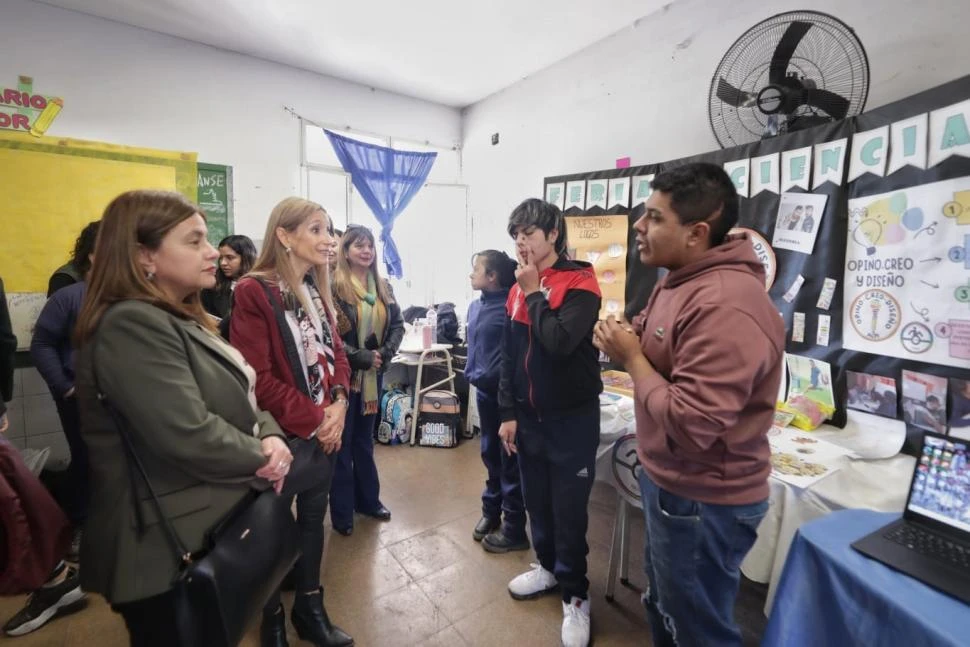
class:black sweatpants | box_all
[516,402,599,601]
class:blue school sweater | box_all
[465,289,509,396]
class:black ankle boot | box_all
[291,587,354,647]
[260,605,289,647]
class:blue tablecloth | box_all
[762,509,968,647]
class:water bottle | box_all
[426,307,437,346]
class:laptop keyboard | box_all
[885,524,970,570]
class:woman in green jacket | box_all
[73,190,292,646]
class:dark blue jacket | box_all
[465,289,509,396]
[30,282,86,399]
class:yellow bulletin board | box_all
[565,215,628,320]
[0,131,197,348]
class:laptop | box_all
[852,431,970,603]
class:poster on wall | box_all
[586,179,608,210]
[565,215,627,319]
[771,192,828,254]
[565,181,586,211]
[843,176,970,369]
[545,182,565,210]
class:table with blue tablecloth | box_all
[762,508,969,647]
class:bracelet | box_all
[333,397,349,407]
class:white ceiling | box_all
[38,0,669,108]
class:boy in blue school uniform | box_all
[498,199,602,647]
[465,250,528,551]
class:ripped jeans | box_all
[638,471,768,647]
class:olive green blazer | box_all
[75,300,284,604]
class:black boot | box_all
[260,605,289,647]
[291,588,354,647]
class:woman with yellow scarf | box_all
[330,225,404,536]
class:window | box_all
[301,120,468,311]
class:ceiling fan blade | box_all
[769,21,812,85]
[716,77,751,107]
[802,88,851,120]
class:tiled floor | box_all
[0,439,765,646]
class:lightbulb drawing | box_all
[852,219,883,256]
[586,250,601,263]
[608,243,623,258]
[869,299,882,338]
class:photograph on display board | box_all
[771,191,829,254]
[786,353,835,408]
[846,371,898,418]
[949,378,970,440]
[902,370,948,434]
[843,176,970,369]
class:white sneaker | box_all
[561,596,591,647]
[508,563,558,600]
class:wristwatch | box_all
[330,385,348,402]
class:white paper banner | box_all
[750,153,780,196]
[545,183,565,210]
[848,126,889,182]
[586,179,608,210]
[813,138,848,189]
[607,177,630,208]
[929,98,970,168]
[888,114,929,175]
[631,174,655,207]
[781,146,812,192]
[723,159,750,198]
[565,181,586,211]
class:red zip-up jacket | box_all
[499,257,602,422]
[230,277,350,439]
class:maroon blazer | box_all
[230,277,350,439]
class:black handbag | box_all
[94,341,302,647]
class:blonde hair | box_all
[332,225,392,306]
[75,190,215,344]
[248,197,334,316]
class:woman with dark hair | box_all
[201,234,258,320]
[329,225,404,536]
[72,190,292,645]
[47,221,100,297]
[31,220,101,559]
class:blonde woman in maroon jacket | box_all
[595,163,784,647]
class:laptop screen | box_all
[908,434,970,533]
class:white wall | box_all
[462,0,970,253]
[0,0,461,240]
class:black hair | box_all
[216,234,257,286]
[71,221,101,277]
[506,198,567,255]
[472,250,517,289]
[650,162,739,246]
[927,395,941,406]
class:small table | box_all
[762,509,969,647]
[391,345,456,446]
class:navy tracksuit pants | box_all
[478,389,526,537]
[516,402,599,602]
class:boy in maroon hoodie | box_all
[595,163,784,647]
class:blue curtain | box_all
[324,130,437,278]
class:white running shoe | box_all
[507,563,558,600]
[561,596,591,647]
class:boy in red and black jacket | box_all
[497,199,601,647]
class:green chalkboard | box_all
[197,162,233,245]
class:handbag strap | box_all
[92,334,193,566]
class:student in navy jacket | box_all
[498,199,601,647]
[466,250,527,551]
